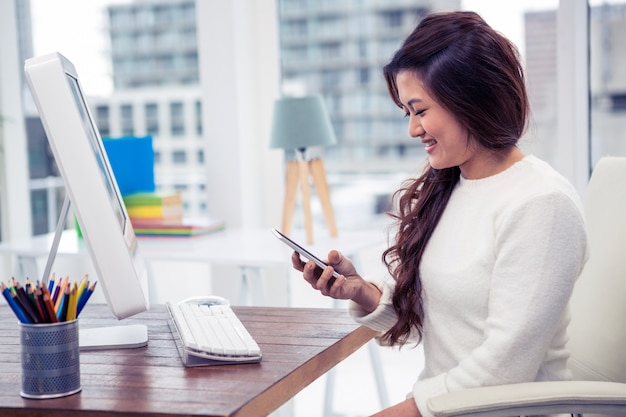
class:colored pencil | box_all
[47,273,56,293]
[54,276,69,312]
[2,277,96,323]
[66,282,78,321]
[56,285,70,322]
[31,286,47,323]
[76,274,88,303]
[1,283,31,324]
[76,281,97,316]
[42,293,58,323]
[13,280,41,323]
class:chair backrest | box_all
[567,156,626,383]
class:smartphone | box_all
[272,228,341,280]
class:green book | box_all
[123,192,181,207]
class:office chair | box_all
[426,156,626,417]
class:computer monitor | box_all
[24,52,150,349]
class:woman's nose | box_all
[408,116,425,138]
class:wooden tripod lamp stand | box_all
[270,96,338,244]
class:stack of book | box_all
[128,217,226,238]
[123,191,225,237]
[123,191,184,225]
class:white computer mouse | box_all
[177,295,230,306]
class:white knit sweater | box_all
[349,155,589,417]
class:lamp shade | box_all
[269,95,337,149]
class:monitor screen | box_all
[66,74,126,232]
[24,52,149,331]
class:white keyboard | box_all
[166,296,262,367]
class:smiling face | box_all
[396,71,479,173]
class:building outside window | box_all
[120,104,134,136]
[172,149,187,164]
[18,0,626,236]
[95,105,110,137]
[589,2,626,166]
[380,10,404,28]
[170,101,185,136]
[145,102,159,137]
[194,100,202,136]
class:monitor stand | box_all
[43,195,148,350]
[79,325,148,350]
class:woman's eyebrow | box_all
[407,98,423,106]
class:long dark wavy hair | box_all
[380,11,530,346]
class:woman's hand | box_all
[291,249,382,312]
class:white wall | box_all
[0,0,33,277]
[196,0,284,229]
[557,0,591,196]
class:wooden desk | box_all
[0,304,378,417]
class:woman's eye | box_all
[414,109,425,116]
[403,111,410,118]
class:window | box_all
[610,93,626,111]
[195,100,202,136]
[284,46,308,63]
[380,10,403,28]
[276,0,589,228]
[590,2,626,164]
[320,42,341,59]
[137,32,153,50]
[182,28,197,49]
[185,52,198,70]
[283,19,307,37]
[461,1,560,170]
[181,2,196,24]
[358,67,369,85]
[170,101,185,136]
[525,10,557,121]
[120,104,134,136]
[380,38,403,61]
[145,103,159,137]
[154,5,174,25]
[357,39,367,58]
[95,105,110,137]
[353,119,373,141]
[18,0,612,240]
[136,7,154,27]
[327,94,341,114]
[281,0,307,13]
[172,150,187,164]
[109,8,134,29]
[321,69,341,89]
[318,16,340,36]
[158,54,175,71]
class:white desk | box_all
[0,227,388,305]
[0,226,391,413]
[0,227,385,263]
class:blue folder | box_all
[102,136,155,195]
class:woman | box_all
[291,10,589,417]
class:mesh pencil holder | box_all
[19,319,81,399]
